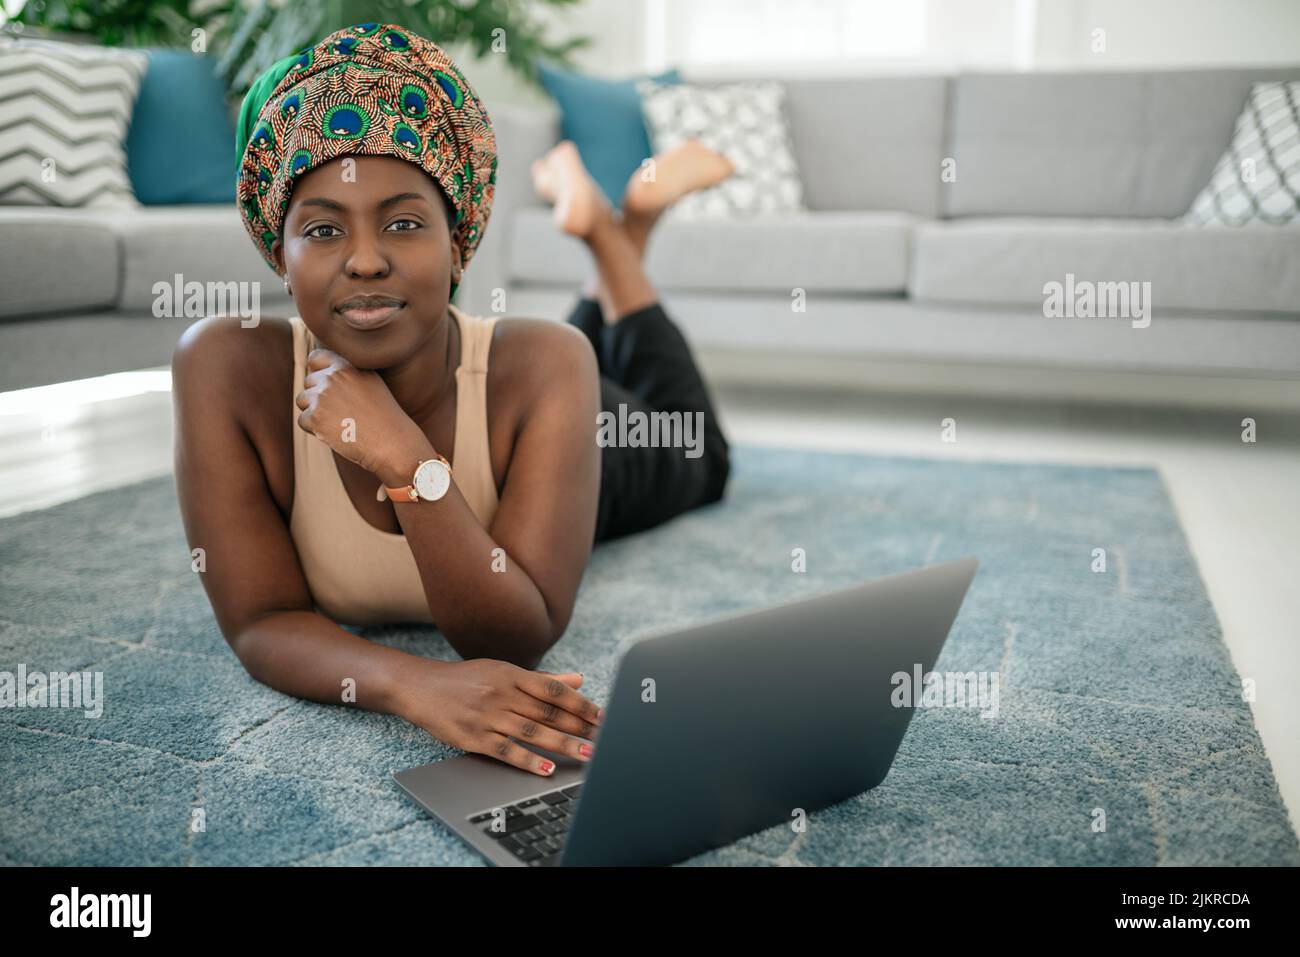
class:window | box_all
[654,0,929,70]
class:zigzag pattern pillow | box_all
[0,36,148,207]
[1184,80,1300,226]
[637,79,805,220]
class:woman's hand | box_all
[397,658,603,776]
[295,347,431,483]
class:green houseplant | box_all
[12,0,589,98]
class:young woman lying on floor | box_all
[172,23,734,777]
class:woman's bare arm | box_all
[381,322,602,668]
[295,319,602,669]
[171,316,423,712]
[172,317,605,776]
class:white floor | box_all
[2,368,1297,840]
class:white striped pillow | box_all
[0,36,148,207]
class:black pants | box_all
[565,297,732,543]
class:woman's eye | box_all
[307,224,340,239]
[387,219,422,232]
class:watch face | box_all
[413,459,451,501]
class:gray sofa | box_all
[3,65,1299,404]
[0,203,294,391]
[468,64,1300,406]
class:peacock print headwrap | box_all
[234,23,498,298]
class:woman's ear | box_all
[446,241,464,301]
[271,238,285,277]
[449,241,464,286]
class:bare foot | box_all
[530,141,611,238]
[622,139,735,227]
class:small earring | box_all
[283,276,291,295]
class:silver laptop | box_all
[393,556,979,867]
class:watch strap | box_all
[378,453,451,502]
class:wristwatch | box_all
[378,453,453,503]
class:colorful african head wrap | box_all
[234,23,497,295]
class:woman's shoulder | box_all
[481,312,597,381]
[171,314,297,419]
[174,313,295,369]
[482,314,599,445]
[171,314,299,513]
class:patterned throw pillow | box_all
[0,35,148,207]
[637,79,805,219]
[1184,80,1300,226]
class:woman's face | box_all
[272,154,461,369]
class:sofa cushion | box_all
[1184,80,1300,226]
[639,79,806,218]
[779,75,948,218]
[945,66,1300,218]
[537,62,680,206]
[0,208,120,319]
[0,309,197,392]
[910,218,1300,315]
[507,208,913,294]
[0,36,148,208]
[107,204,294,312]
[126,49,237,205]
[508,287,1300,378]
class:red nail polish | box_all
[579,744,593,757]
[540,760,554,774]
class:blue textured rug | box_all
[1,445,1296,866]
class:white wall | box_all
[453,0,1300,108]
[1033,0,1300,68]
[650,0,1300,75]
[925,0,1300,71]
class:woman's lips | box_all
[338,302,404,330]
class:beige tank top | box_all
[288,304,500,626]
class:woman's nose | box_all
[344,235,391,278]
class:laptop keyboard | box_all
[468,782,582,866]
